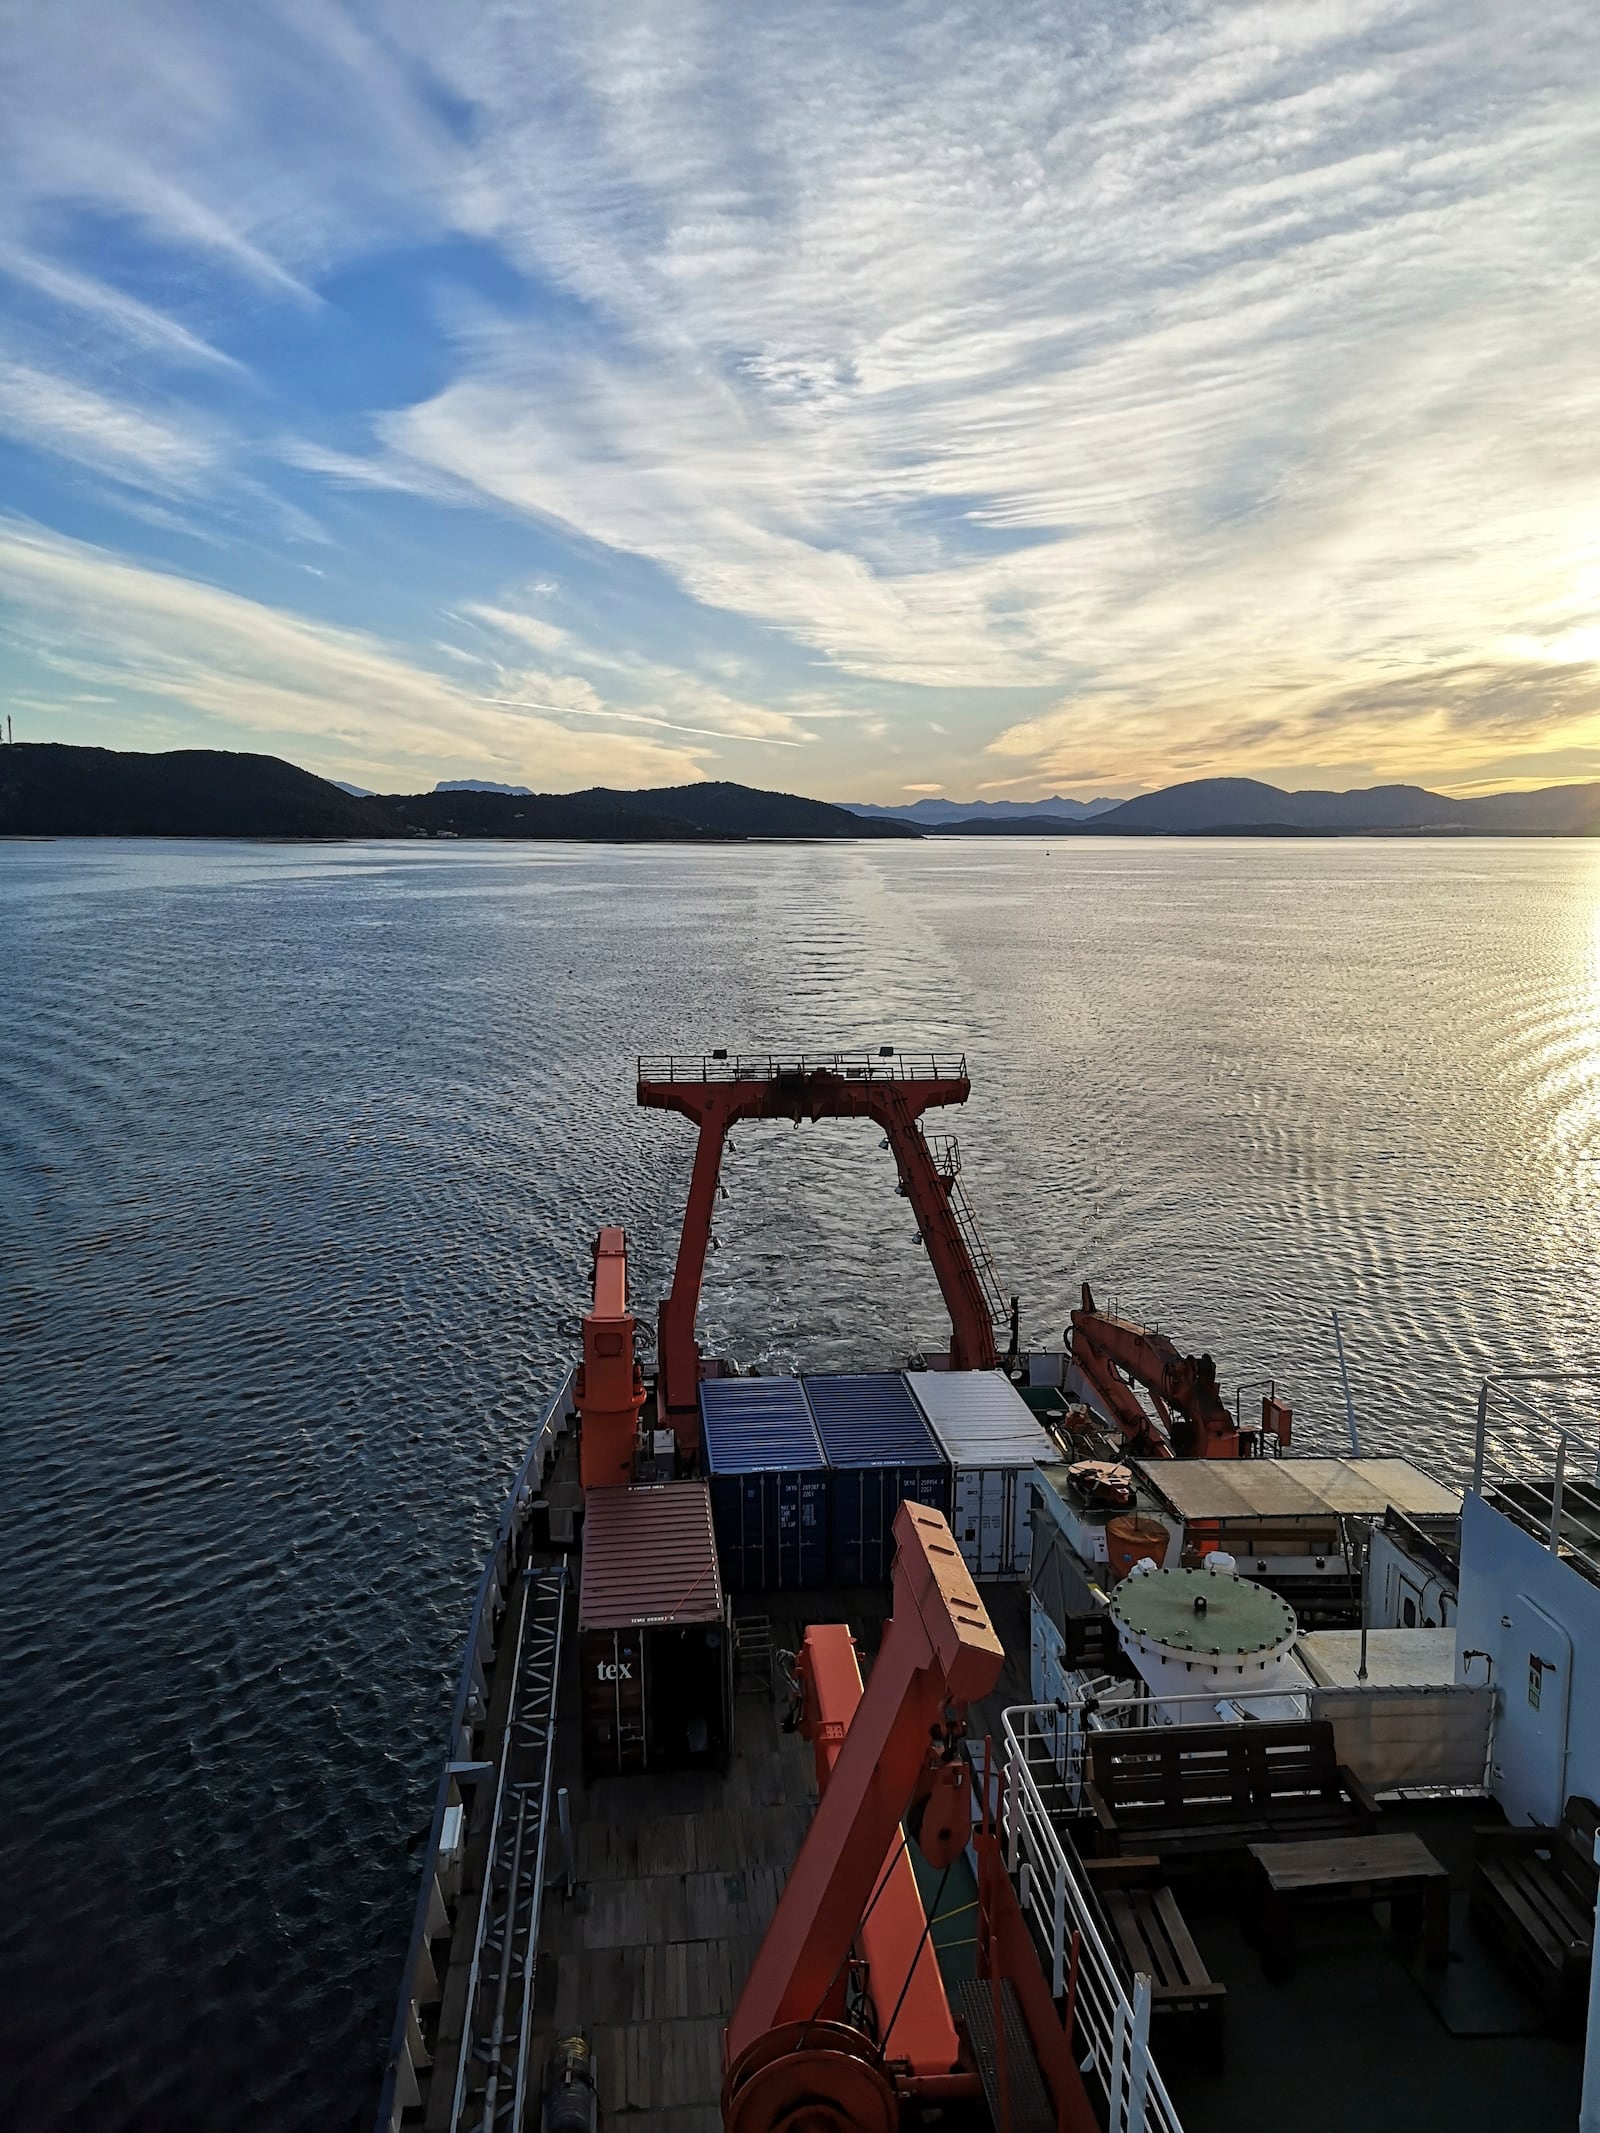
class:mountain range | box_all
[6,745,1600,843]
[921,776,1600,837]
[846,793,1119,823]
[0,746,916,842]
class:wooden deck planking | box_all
[522,1576,1031,2123]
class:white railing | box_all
[1013,1676,1495,1802]
[637,1050,969,1085]
[1472,1373,1600,1581]
[1000,1705,1185,2133]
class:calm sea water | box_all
[4,835,1599,2128]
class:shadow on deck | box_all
[1143,1799,1583,2133]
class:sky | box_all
[2,3,1599,803]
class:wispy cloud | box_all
[375,0,1600,781]
[0,520,707,788]
[3,2,1600,794]
[0,361,222,492]
[464,601,821,746]
[0,243,243,371]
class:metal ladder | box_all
[734,1613,776,1697]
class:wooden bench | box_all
[1472,1795,1599,2030]
[1084,1720,1378,1863]
[1083,1856,1226,2067]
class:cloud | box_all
[0,361,222,492]
[371,0,1600,768]
[3,2,1600,794]
[0,520,707,788]
[464,601,817,746]
[0,243,243,371]
[0,3,462,297]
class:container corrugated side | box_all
[904,1371,1055,1580]
[904,1370,1057,1466]
[579,1481,725,1629]
[699,1378,828,1591]
[699,1377,827,1473]
[805,1373,950,1584]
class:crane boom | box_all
[721,1502,1097,2133]
[724,1499,1002,2066]
[787,1623,960,2077]
[1070,1282,1289,1458]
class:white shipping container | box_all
[904,1371,1056,1579]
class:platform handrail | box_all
[637,1050,968,1085]
[1000,1704,1185,2133]
[1472,1375,1600,1578]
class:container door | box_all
[978,1467,1007,1578]
[951,1468,983,1575]
[896,1469,932,1575]
[1000,1467,1023,1579]
[581,1630,646,1774]
[799,1473,828,1587]
[1496,1593,1573,1825]
[745,1474,773,1590]
[863,1471,890,1585]
[916,1465,951,1520]
[774,1472,799,1588]
[644,1623,729,1771]
[830,1470,862,1585]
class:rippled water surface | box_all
[5,835,1600,2128]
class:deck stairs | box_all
[430,1567,566,2132]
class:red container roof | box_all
[579,1480,726,1629]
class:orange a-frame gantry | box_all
[637,1053,1001,1447]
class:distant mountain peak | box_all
[436,778,533,796]
[844,793,1121,825]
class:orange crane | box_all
[638,1054,1004,1450]
[783,1622,964,2086]
[1070,1282,1291,1460]
[721,1501,1097,2133]
[573,1226,645,1489]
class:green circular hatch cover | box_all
[1109,1566,1296,1656]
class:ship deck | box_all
[1110,1795,1584,2133]
[525,1579,1034,2131]
[526,1621,1586,2133]
[411,1552,1590,2133]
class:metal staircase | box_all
[446,1567,566,2133]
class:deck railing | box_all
[637,1049,969,1085]
[1010,1676,1495,1803]
[999,1705,1184,2133]
[1472,1373,1600,1586]
[373,1367,577,2133]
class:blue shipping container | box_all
[699,1377,829,1591]
[803,1374,951,1586]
